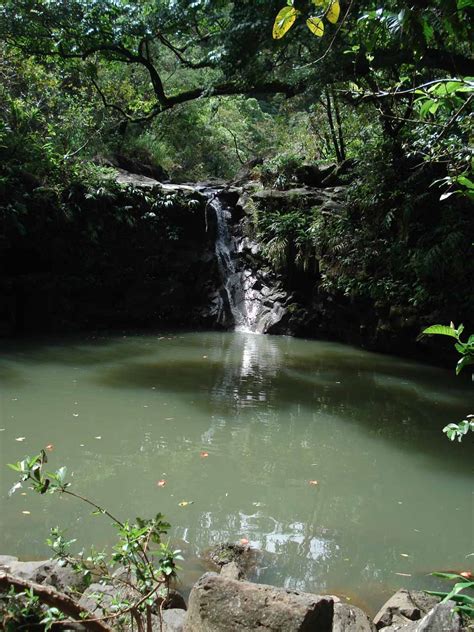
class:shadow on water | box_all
[92,332,473,473]
[0,332,163,366]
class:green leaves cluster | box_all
[273,0,340,40]
[428,572,474,619]
[7,451,182,631]
[422,324,474,442]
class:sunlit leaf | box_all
[422,325,460,339]
[306,16,324,37]
[273,6,298,40]
[327,1,340,24]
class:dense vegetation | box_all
[0,0,473,344]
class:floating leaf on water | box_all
[94,436,102,440]
[22,511,31,515]
[394,572,412,577]
[202,355,208,359]
[45,444,54,451]
[400,553,410,557]
[308,480,319,486]
[165,418,175,421]
[200,451,209,458]
[157,479,167,487]
[178,501,194,507]
[73,413,79,417]
[15,437,26,442]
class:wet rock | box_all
[373,590,440,629]
[3,559,84,594]
[333,602,376,631]
[203,542,259,579]
[184,572,334,632]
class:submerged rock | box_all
[202,542,260,579]
[184,572,334,632]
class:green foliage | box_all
[7,451,181,631]
[428,572,474,620]
[273,0,340,40]
[422,323,474,441]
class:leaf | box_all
[273,6,298,40]
[178,501,194,507]
[157,479,166,487]
[327,1,340,24]
[308,479,319,486]
[422,325,460,339]
[306,16,324,37]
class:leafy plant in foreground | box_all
[5,451,182,632]
[427,571,474,621]
[422,323,474,442]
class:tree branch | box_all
[0,573,114,632]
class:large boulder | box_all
[184,572,334,632]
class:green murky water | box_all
[0,331,472,613]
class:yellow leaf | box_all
[312,0,325,5]
[327,0,340,24]
[178,500,194,507]
[306,16,324,37]
[273,6,298,40]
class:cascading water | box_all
[207,192,251,331]
[204,188,290,334]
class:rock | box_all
[203,542,259,579]
[295,163,336,187]
[184,572,334,632]
[333,602,376,631]
[0,555,19,569]
[156,588,187,611]
[220,561,243,581]
[373,590,440,629]
[162,608,187,632]
[415,601,464,631]
[4,559,84,594]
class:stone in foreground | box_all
[184,572,334,631]
[333,602,376,631]
[373,590,440,629]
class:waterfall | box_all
[207,193,251,331]
[204,188,289,335]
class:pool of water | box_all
[0,331,472,613]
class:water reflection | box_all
[0,331,472,615]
